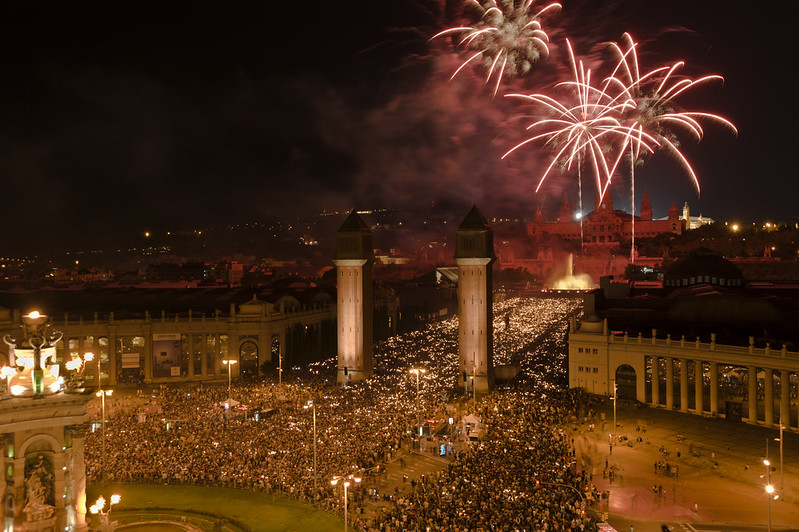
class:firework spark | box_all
[431,0,561,96]
[604,32,738,192]
[502,40,658,248]
[503,40,654,204]
[601,32,737,260]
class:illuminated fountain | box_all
[0,311,92,532]
[548,254,596,292]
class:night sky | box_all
[0,0,792,255]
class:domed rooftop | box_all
[664,248,743,289]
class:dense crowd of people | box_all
[84,297,596,531]
[370,391,595,531]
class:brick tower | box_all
[455,206,495,394]
[333,210,374,385]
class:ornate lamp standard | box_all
[96,389,113,485]
[764,456,776,532]
[330,473,361,532]
[90,494,121,531]
[222,359,238,403]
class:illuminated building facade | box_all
[569,251,799,429]
[0,286,397,387]
[528,191,686,247]
[682,202,714,230]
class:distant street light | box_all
[96,388,113,485]
[409,368,426,449]
[222,359,238,403]
[765,482,774,532]
[612,381,618,445]
[777,420,784,490]
[304,401,318,493]
[764,455,778,532]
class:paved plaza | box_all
[359,398,799,531]
[578,399,799,531]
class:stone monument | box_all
[1,311,92,531]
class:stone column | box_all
[108,329,118,386]
[709,361,718,415]
[53,450,66,522]
[651,356,660,406]
[258,334,270,379]
[780,370,790,430]
[0,435,6,527]
[66,424,90,532]
[13,454,24,528]
[695,360,704,414]
[144,326,153,382]
[214,334,221,377]
[201,333,208,377]
[680,358,689,413]
[665,357,674,410]
[764,368,774,426]
[187,334,194,377]
[748,366,758,423]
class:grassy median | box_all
[86,484,342,532]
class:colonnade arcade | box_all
[569,321,799,431]
[642,356,797,428]
[0,297,338,386]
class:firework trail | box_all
[602,32,737,260]
[502,41,653,210]
[502,40,655,248]
[430,0,562,96]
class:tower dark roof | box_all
[455,205,495,260]
[458,205,490,231]
[335,210,373,261]
[337,209,371,233]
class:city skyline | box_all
[0,0,788,255]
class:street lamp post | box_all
[304,401,317,493]
[279,351,283,386]
[764,457,773,532]
[612,381,617,445]
[95,389,113,485]
[779,420,784,491]
[409,368,426,449]
[274,445,305,494]
[331,473,361,532]
[222,359,238,403]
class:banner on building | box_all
[121,353,140,369]
[152,333,181,378]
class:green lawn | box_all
[87,484,343,532]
